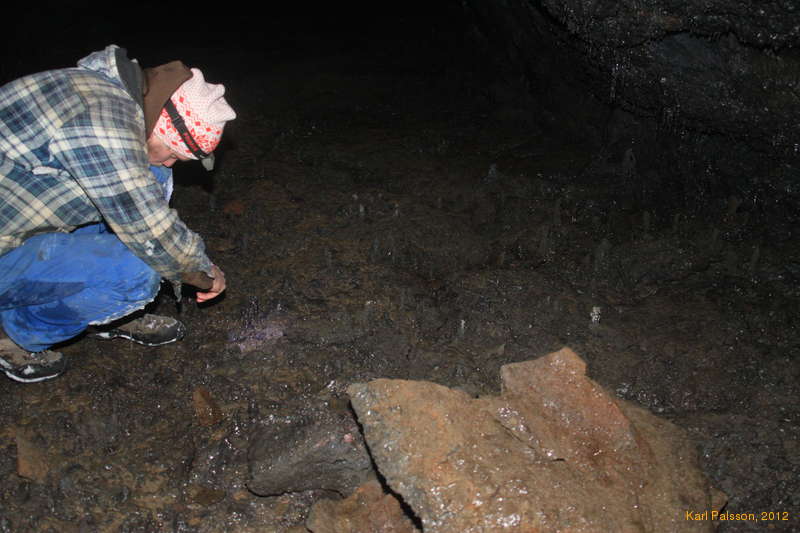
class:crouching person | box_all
[0,45,235,382]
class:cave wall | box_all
[462,0,800,204]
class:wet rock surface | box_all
[0,9,798,532]
[349,348,723,532]
[306,480,419,533]
[247,399,374,497]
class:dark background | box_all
[5,0,798,212]
[1,2,467,80]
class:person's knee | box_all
[114,263,161,302]
[82,265,161,327]
[77,234,162,302]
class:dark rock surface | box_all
[247,399,374,497]
[463,0,800,198]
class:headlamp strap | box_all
[163,99,210,160]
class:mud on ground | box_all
[0,43,798,532]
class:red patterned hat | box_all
[152,68,236,161]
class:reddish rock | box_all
[348,347,725,532]
[193,386,223,427]
[14,428,49,483]
[222,199,247,216]
[306,480,420,533]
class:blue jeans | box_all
[0,166,172,352]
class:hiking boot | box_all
[0,338,67,383]
[93,314,186,346]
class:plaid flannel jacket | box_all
[0,47,211,281]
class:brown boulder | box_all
[306,480,420,533]
[348,347,724,532]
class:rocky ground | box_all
[0,37,798,532]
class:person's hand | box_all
[196,264,226,303]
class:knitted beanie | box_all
[152,68,236,159]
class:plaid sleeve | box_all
[49,84,212,281]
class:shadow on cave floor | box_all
[0,39,797,532]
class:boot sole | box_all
[93,330,184,347]
[3,368,63,383]
[0,358,66,383]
